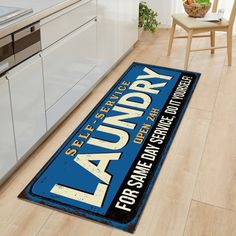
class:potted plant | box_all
[183,0,212,18]
[139,1,160,38]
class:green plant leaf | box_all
[139,1,160,33]
[196,0,211,5]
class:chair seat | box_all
[172,13,229,30]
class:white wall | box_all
[145,0,174,27]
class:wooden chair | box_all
[167,0,236,69]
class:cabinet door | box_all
[97,0,139,69]
[117,0,139,58]
[41,0,96,49]
[42,20,97,110]
[97,0,119,70]
[7,55,46,160]
[0,76,17,179]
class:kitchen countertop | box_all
[0,0,82,38]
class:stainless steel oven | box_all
[0,35,14,74]
[13,22,41,64]
[0,22,41,75]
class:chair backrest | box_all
[212,0,236,27]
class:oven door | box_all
[0,35,14,74]
[13,22,41,64]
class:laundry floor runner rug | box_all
[19,62,200,233]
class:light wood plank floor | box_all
[1,29,236,236]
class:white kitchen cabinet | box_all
[46,66,105,130]
[0,76,17,179]
[97,0,118,70]
[40,0,96,49]
[42,19,97,111]
[117,0,139,58]
[97,0,139,72]
[7,54,46,160]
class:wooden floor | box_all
[1,29,236,236]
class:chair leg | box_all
[227,28,233,66]
[184,31,193,70]
[210,31,215,54]
[167,20,176,56]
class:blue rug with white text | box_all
[19,62,200,233]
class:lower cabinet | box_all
[7,55,47,160]
[46,66,105,130]
[0,76,17,179]
[117,0,139,58]
[97,0,119,70]
[97,0,139,72]
[42,19,97,111]
[42,19,97,129]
